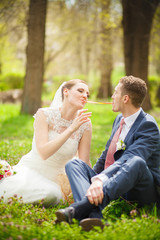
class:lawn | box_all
[0,103,160,240]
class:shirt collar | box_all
[123,108,142,129]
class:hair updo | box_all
[61,79,88,100]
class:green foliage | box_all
[149,75,160,106]
[87,71,101,99]
[0,104,160,239]
[102,198,138,220]
[43,74,86,99]
[0,73,24,91]
[111,66,125,88]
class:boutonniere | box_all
[116,139,126,151]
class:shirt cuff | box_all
[91,174,109,184]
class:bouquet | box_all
[0,160,14,180]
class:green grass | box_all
[0,103,160,240]
[0,104,33,165]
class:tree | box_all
[97,0,113,98]
[122,0,160,110]
[21,0,47,114]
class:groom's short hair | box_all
[119,75,147,108]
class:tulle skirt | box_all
[0,165,63,207]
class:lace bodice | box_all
[40,107,89,142]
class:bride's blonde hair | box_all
[61,79,87,100]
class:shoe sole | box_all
[80,218,104,231]
[55,210,67,223]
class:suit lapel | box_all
[124,110,147,143]
[114,110,147,160]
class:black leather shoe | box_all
[55,207,75,224]
[80,218,109,231]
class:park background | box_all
[0,0,160,112]
[0,0,160,239]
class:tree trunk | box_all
[97,0,113,99]
[97,34,113,98]
[21,0,47,114]
[122,0,159,111]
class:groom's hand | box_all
[86,179,103,206]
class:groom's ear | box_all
[123,94,129,104]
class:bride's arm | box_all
[78,122,92,167]
[34,109,91,160]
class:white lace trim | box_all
[34,108,90,143]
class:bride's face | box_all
[66,82,89,109]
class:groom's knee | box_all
[129,156,146,168]
[126,156,148,176]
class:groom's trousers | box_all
[65,157,157,220]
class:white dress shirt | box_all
[91,108,142,184]
[119,108,142,143]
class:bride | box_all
[0,79,92,206]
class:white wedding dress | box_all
[0,107,89,206]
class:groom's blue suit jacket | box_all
[93,110,160,186]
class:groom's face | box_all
[112,83,124,112]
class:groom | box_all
[56,75,160,230]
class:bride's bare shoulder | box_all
[34,107,54,118]
[34,107,59,125]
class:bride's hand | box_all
[69,109,92,133]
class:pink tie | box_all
[104,118,125,169]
